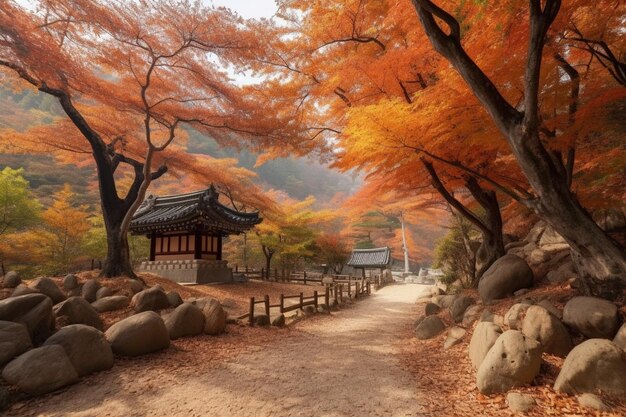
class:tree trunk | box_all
[101,225,135,278]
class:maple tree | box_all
[273,0,626,297]
[0,0,295,277]
[315,233,351,274]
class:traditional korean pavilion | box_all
[346,247,392,278]
[129,185,261,284]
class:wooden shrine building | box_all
[346,247,392,278]
[129,185,261,284]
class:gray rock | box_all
[105,311,170,356]
[415,316,446,340]
[67,287,82,297]
[462,304,482,327]
[0,321,32,367]
[254,314,271,326]
[504,303,531,330]
[613,323,626,350]
[524,221,546,244]
[546,262,576,284]
[450,296,475,323]
[536,299,562,319]
[272,314,286,327]
[91,296,130,313]
[478,254,533,302]
[164,303,204,339]
[131,287,170,313]
[563,296,619,339]
[507,392,536,413]
[0,293,54,343]
[424,302,441,316]
[303,305,316,315]
[43,324,113,377]
[468,322,503,369]
[96,286,114,300]
[54,296,103,330]
[3,271,21,288]
[476,330,542,394]
[443,326,466,349]
[129,279,144,294]
[538,225,567,246]
[62,274,79,290]
[0,386,8,411]
[166,291,183,308]
[81,279,101,303]
[514,288,530,297]
[554,339,626,395]
[521,305,572,357]
[479,309,494,322]
[577,393,610,412]
[438,295,458,309]
[32,277,67,304]
[2,345,78,395]
[11,284,39,297]
[202,298,226,335]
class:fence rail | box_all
[237,278,378,326]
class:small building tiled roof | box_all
[129,185,261,235]
[346,247,391,268]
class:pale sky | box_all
[208,0,278,19]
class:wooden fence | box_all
[237,279,373,326]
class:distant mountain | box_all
[0,87,360,206]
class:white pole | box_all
[401,212,410,274]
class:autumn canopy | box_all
[0,0,624,298]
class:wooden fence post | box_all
[264,294,270,316]
[299,292,304,308]
[280,294,284,313]
[334,283,338,304]
[249,297,255,326]
[261,268,265,280]
[348,277,352,298]
[367,281,371,295]
[355,281,359,299]
[325,286,330,307]
[303,271,307,285]
[314,290,318,308]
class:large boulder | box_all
[504,303,531,330]
[563,296,619,339]
[0,321,32,367]
[424,302,441,316]
[128,279,144,294]
[32,277,66,304]
[521,305,572,357]
[43,324,113,377]
[131,287,170,313]
[415,316,446,340]
[461,304,482,327]
[54,296,103,330]
[476,330,542,394]
[166,291,183,308]
[164,303,205,340]
[91,296,130,313]
[202,298,227,335]
[536,299,562,319]
[443,326,466,349]
[105,311,170,356]
[3,271,21,288]
[450,296,475,323]
[96,287,114,300]
[2,345,78,395]
[62,274,79,291]
[468,322,503,369]
[81,279,101,303]
[438,295,458,309]
[546,262,576,284]
[11,284,39,297]
[0,293,54,343]
[478,255,534,302]
[613,323,626,350]
[554,339,626,395]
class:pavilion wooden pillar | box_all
[217,235,223,260]
[149,232,156,261]
[194,230,202,260]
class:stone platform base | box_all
[138,260,233,284]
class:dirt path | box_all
[14,284,427,417]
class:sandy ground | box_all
[9,284,425,417]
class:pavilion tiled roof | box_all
[129,186,261,235]
[346,247,391,268]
